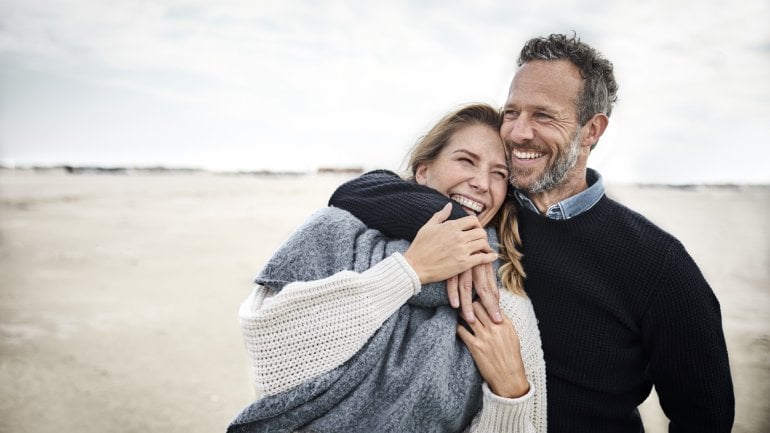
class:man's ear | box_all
[415,163,429,186]
[582,113,609,149]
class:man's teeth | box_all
[514,149,544,160]
[451,195,484,214]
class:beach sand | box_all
[0,171,767,432]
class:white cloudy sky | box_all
[1,0,768,183]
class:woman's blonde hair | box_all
[407,103,502,179]
[406,103,526,296]
[496,199,526,296]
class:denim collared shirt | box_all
[513,169,605,220]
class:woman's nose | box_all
[469,172,490,192]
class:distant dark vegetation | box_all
[0,164,364,177]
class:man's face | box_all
[500,60,587,194]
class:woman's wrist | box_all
[489,372,530,398]
[402,248,428,284]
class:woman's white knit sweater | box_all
[239,253,547,432]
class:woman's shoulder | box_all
[307,206,362,224]
[299,207,409,256]
[296,206,368,236]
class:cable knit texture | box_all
[330,170,734,433]
[239,255,419,395]
[229,207,546,433]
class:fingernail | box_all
[495,312,503,322]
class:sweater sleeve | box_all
[465,292,547,433]
[641,241,734,433]
[239,253,421,397]
[328,170,467,240]
[241,253,547,432]
[466,383,537,433]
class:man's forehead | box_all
[505,60,582,108]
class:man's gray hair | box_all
[519,33,618,147]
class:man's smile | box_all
[513,149,546,161]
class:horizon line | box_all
[1,163,768,188]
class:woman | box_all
[228,104,546,432]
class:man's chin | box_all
[510,178,538,194]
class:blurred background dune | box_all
[0,170,767,432]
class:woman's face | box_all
[415,123,509,227]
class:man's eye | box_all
[503,110,519,118]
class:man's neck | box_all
[528,169,588,214]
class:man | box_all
[329,33,735,432]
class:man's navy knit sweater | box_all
[329,170,734,433]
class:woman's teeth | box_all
[450,195,484,214]
[513,149,544,160]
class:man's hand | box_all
[457,301,529,399]
[403,203,497,284]
[446,264,502,324]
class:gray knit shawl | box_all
[228,207,498,433]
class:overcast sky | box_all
[1,0,768,183]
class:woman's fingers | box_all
[468,249,498,266]
[472,298,492,325]
[457,226,490,243]
[457,302,530,399]
[449,214,484,231]
[456,322,473,345]
[429,202,453,224]
[446,274,460,308]
[474,263,502,323]
[404,206,495,284]
[459,272,475,323]
[457,264,501,324]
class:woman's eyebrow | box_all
[453,149,508,171]
[451,149,479,159]
[493,162,509,172]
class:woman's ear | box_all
[415,163,429,186]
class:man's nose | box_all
[504,116,534,143]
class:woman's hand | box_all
[457,301,530,399]
[446,264,502,324]
[404,203,498,284]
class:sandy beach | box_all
[0,170,767,433]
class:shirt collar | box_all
[513,168,605,220]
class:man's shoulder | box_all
[601,196,680,249]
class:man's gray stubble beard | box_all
[510,129,582,194]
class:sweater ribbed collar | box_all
[512,168,604,219]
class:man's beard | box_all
[508,129,582,194]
